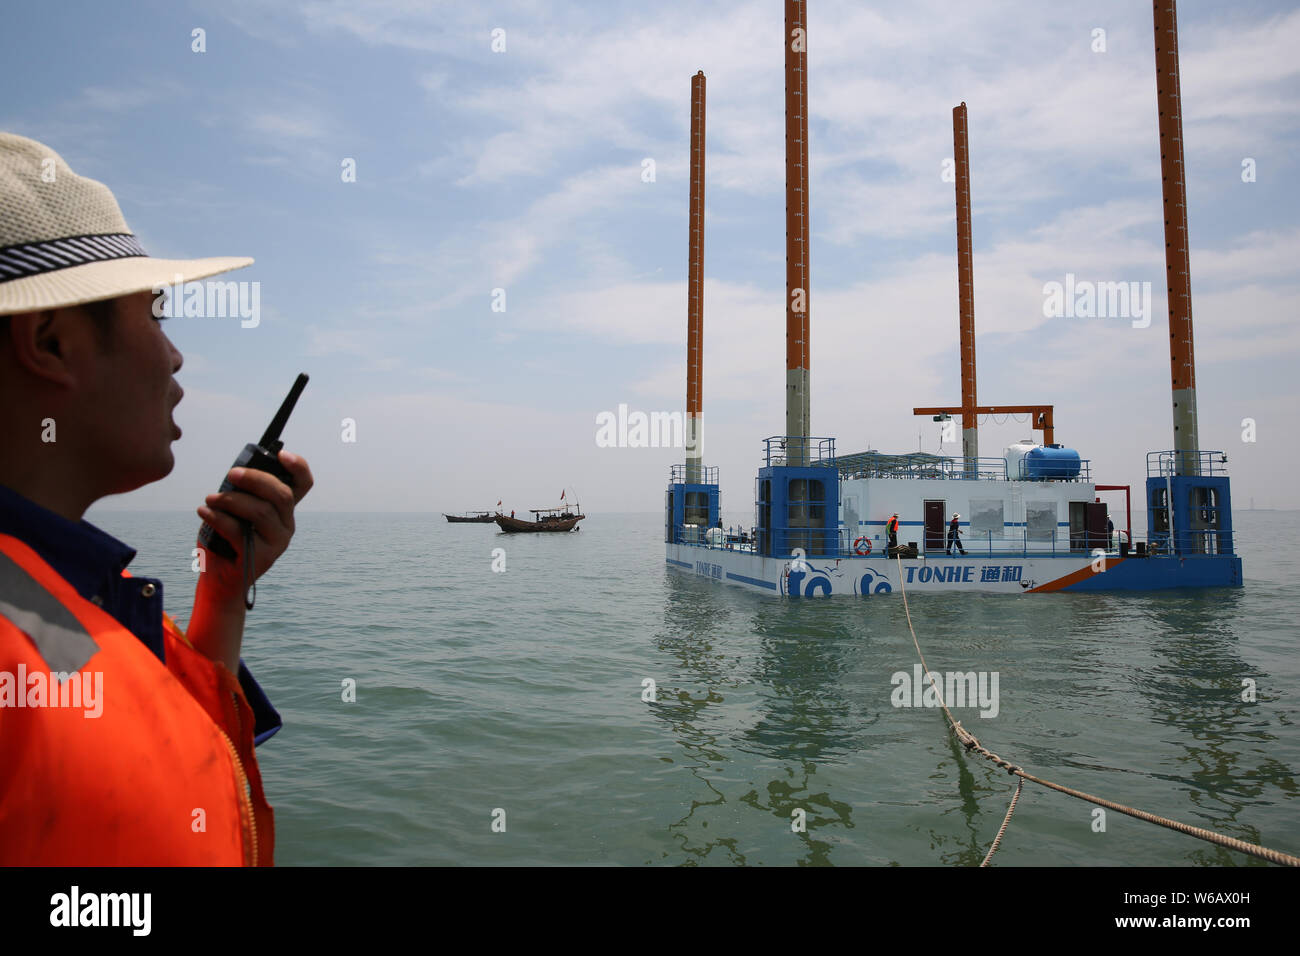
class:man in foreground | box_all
[0,133,312,865]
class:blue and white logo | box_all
[781,557,892,597]
[854,569,893,596]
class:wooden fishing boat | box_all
[444,512,498,523]
[495,507,584,533]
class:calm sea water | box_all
[88,507,1300,866]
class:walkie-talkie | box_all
[198,373,309,568]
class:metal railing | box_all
[762,436,837,468]
[760,438,1102,482]
[671,524,1236,559]
[1141,527,1235,556]
[835,450,1091,482]
[830,527,1074,558]
[673,525,758,553]
[669,463,719,485]
[836,452,1012,481]
[1147,450,1231,478]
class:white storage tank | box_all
[1004,439,1038,480]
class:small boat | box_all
[495,507,584,533]
[444,512,499,523]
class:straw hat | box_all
[0,133,252,315]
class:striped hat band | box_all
[0,233,147,283]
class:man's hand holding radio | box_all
[190,449,314,672]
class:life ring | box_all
[853,537,872,556]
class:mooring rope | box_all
[894,555,1300,867]
[980,777,1022,867]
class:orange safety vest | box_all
[887,517,899,535]
[0,532,274,865]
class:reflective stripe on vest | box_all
[0,548,99,672]
[0,533,270,865]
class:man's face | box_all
[80,290,184,494]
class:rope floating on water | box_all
[894,554,1300,868]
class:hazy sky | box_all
[5,0,1297,516]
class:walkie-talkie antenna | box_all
[260,373,309,448]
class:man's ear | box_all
[5,309,81,387]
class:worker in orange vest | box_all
[0,134,313,865]
[886,513,900,553]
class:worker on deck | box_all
[947,513,966,555]
[0,133,313,865]
[886,513,900,554]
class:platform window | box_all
[1189,486,1219,527]
[1151,487,1169,533]
[1026,501,1058,542]
[807,480,826,527]
[685,491,709,526]
[787,478,826,529]
[969,499,1005,541]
